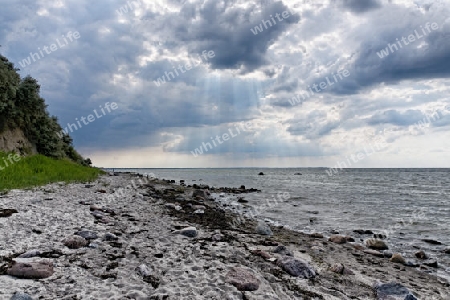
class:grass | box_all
[0,152,105,192]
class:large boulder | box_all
[7,260,54,279]
[276,257,316,278]
[226,267,260,291]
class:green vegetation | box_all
[0,52,103,191]
[0,52,90,165]
[0,152,104,192]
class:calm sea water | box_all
[110,168,450,280]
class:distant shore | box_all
[0,172,449,299]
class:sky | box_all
[1,0,450,168]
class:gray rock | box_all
[272,245,293,256]
[136,264,160,288]
[255,222,272,236]
[365,238,389,250]
[18,249,41,258]
[423,259,438,268]
[414,250,428,259]
[10,292,33,300]
[175,196,186,202]
[374,282,417,300]
[165,203,176,209]
[103,233,118,241]
[192,189,209,199]
[276,257,316,278]
[7,260,54,279]
[193,209,204,214]
[63,235,88,249]
[226,267,260,291]
[179,226,198,238]
[75,230,98,240]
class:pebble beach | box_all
[0,172,449,299]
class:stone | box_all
[414,250,428,259]
[63,235,89,249]
[330,263,354,275]
[364,249,384,258]
[179,226,198,238]
[226,267,260,291]
[193,209,204,214]
[390,253,406,264]
[0,209,18,218]
[310,233,323,238]
[374,282,417,300]
[165,203,176,209]
[103,233,119,241]
[192,189,209,199]
[212,234,224,241]
[255,222,272,236]
[329,235,347,244]
[250,249,272,260]
[421,238,442,245]
[423,259,438,268]
[272,245,293,256]
[353,229,373,234]
[75,230,98,240]
[10,292,33,300]
[91,210,105,219]
[7,260,54,279]
[175,196,185,202]
[18,249,41,258]
[443,248,450,254]
[90,204,101,211]
[373,234,386,239]
[365,238,388,250]
[276,257,316,278]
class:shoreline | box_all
[0,172,449,299]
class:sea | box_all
[107,168,450,281]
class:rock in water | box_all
[63,235,89,249]
[256,222,272,236]
[226,267,260,291]
[10,292,33,300]
[374,282,417,300]
[365,238,389,250]
[258,172,264,175]
[18,250,41,258]
[7,261,54,279]
[276,257,316,278]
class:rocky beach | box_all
[1,172,449,299]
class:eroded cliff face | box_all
[0,127,37,155]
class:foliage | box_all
[0,52,91,165]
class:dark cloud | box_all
[338,0,382,13]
